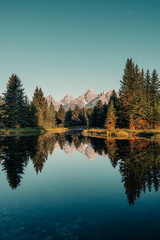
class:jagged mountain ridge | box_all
[46,88,118,110]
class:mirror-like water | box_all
[0,133,160,240]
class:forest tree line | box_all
[0,58,160,129]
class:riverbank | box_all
[0,127,69,136]
[1,127,160,140]
[82,128,160,140]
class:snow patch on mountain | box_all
[46,88,118,110]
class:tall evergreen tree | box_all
[96,100,104,127]
[119,59,136,127]
[65,108,73,126]
[145,69,151,96]
[79,107,89,126]
[119,59,149,129]
[2,74,29,128]
[57,104,65,126]
[108,90,118,107]
[90,100,103,127]
[104,100,117,129]
[27,102,38,127]
[71,105,81,126]
[46,102,56,128]
[32,87,47,127]
[129,90,148,129]
[0,96,2,127]
[86,107,93,126]
[101,103,108,127]
[145,69,152,125]
[150,69,160,128]
[108,90,120,127]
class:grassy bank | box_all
[0,127,69,136]
[1,126,160,139]
[82,128,160,140]
[44,127,69,133]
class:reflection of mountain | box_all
[54,141,107,161]
[1,133,160,206]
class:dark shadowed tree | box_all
[90,100,103,127]
[2,74,29,128]
[150,69,160,128]
[65,108,73,126]
[79,107,89,126]
[57,104,65,126]
[0,96,2,127]
[71,105,81,126]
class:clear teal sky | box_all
[0,0,160,100]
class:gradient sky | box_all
[0,0,160,100]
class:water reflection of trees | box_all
[30,134,57,173]
[1,134,160,205]
[91,138,160,205]
[0,134,57,189]
[0,137,32,189]
[118,140,160,205]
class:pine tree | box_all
[46,103,56,128]
[145,69,152,126]
[108,90,118,107]
[104,100,117,129]
[27,102,38,127]
[79,107,89,126]
[86,107,93,126]
[65,108,73,126]
[119,59,150,129]
[119,59,136,127]
[57,104,65,126]
[2,74,29,128]
[71,105,81,126]
[32,87,47,127]
[108,90,120,127]
[90,100,103,127]
[0,96,2,127]
[90,106,97,127]
[130,85,148,129]
[150,69,160,128]
[96,100,103,127]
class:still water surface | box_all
[0,134,160,240]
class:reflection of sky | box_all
[0,0,160,100]
[0,149,122,204]
[1,148,160,239]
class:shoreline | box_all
[82,128,160,140]
[0,127,69,136]
[0,127,160,140]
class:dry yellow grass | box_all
[45,127,69,133]
[0,127,69,136]
[0,127,45,136]
[82,128,160,139]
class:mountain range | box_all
[46,88,118,110]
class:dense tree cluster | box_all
[119,59,160,129]
[0,59,160,129]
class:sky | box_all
[0,0,160,100]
